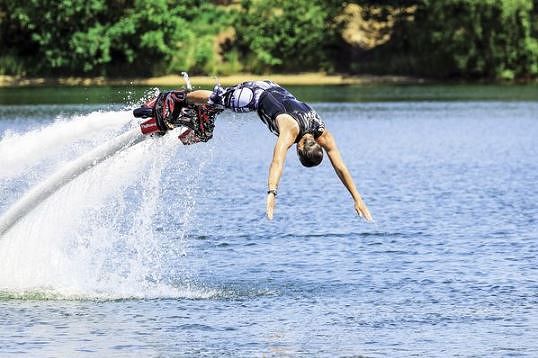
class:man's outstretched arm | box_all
[266,116,297,220]
[317,130,373,222]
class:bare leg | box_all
[187,90,212,105]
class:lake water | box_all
[0,85,537,356]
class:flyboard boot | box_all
[133,90,222,145]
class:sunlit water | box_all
[0,99,537,356]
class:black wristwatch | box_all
[267,189,277,197]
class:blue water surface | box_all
[0,99,537,356]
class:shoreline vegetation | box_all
[0,73,427,88]
[1,1,536,82]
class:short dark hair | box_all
[297,137,323,167]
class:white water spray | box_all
[0,128,146,236]
[0,110,133,180]
[0,109,216,300]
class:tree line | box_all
[0,0,536,80]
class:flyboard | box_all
[0,73,220,237]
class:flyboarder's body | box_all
[187,81,372,222]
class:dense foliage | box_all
[233,0,342,73]
[384,0,538,80]
[0,0,232,76]
[0,0,536,80]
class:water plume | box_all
[0,110,215,300]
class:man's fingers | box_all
[356,206,373,223]
[363,210,373,223]
[266,204,274,220]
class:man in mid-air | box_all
[186,80,373,222]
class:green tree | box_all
[2,0,111,75]
[406,0,538,79]
[0,0,233,76]
[234,0,339,73]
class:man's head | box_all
[296,134,323,167]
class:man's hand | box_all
[355,201,373,222]
[266,193,276,220]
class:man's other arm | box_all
[317,130,373,222]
